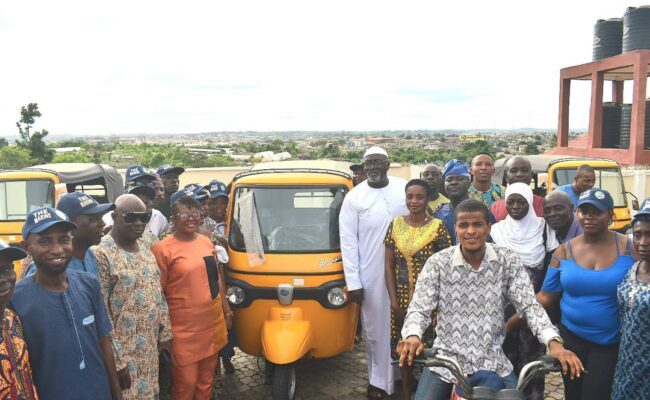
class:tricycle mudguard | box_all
[261,307,314,365]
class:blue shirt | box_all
[541,238,634,345]
[24,248,99,277]
[11,270,113,400]
[557,184,581,208]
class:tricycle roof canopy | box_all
[25,163,123,202]
[493,155,617,183]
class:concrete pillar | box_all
[587,71,604,148]
[557,78,570,147]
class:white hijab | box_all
[491,182,557,267]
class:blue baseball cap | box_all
[126,184,157,200]
[125,165,156,182]
[577,188,614,212]
[156,164,185,177]
[207,179,228,199]
[632,197,650,223]
[22,207,78,238]
[0,238,27,261]
[169,188,208,206]
[56,192,116,219]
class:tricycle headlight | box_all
[327,287,347,307]
[227,286,245,305]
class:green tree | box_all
[0,137,7,147]
[524,142,540,155]
[0,147,31,169]
[53,151,93,163]
[15,103,54,164]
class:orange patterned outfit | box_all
[0,308,38,400]
[152,234,228,400]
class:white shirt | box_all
[339,177,408,290]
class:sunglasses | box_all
[176,211,202,221]
[120,212,152,223]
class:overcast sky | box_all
[0,1,645,136]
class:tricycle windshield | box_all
[0,179,55,221]
[229,185,346,253]
[553,168,627,208]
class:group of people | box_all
[340,147,648,400]
[0,164,234,400]
[0,149,647,400]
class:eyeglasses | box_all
[176,211,202,221]
[363,159,388,169]
[121,212,152,223]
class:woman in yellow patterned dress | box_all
[385,179,451,400]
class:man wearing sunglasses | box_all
[103,185,168,248]
[94,194,173,399]
[22,192,115,277]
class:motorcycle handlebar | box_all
[392,352,562,398]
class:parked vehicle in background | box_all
[225,160,359,400]
[493,155,638,232]
[0,163,123,273]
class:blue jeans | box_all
[415,368,518,400]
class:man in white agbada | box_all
[339,146,408,397]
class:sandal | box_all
[367,384,387,399]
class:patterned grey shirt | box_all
[402,243,558,380]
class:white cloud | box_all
[0,0,644,135]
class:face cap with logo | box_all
[125,165,156,182]
[156,164,185,177]
[170,189,208,206]
[207,179,228,199]
[577,188,614,212]
[633,197,650,224]
[56,192,116,219]
[22,207,78,238]
[0,238,27,261]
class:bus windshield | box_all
[0,180,55,221]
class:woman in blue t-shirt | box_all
[537,188,635,400]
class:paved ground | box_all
[219,342,565,399]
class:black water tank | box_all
[602,102,621,148]
[620,104,632,149]
[593,18,623,60]
[623,6,650,52]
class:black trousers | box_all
[560,324,619,400]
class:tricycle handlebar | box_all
[392,351,562,399]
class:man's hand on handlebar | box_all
[396,336,424,367]
[548,341,584,380]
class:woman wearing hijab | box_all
[491,182,559,400]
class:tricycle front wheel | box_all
[272,363,296,400]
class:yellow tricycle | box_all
[225,160,359,400]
